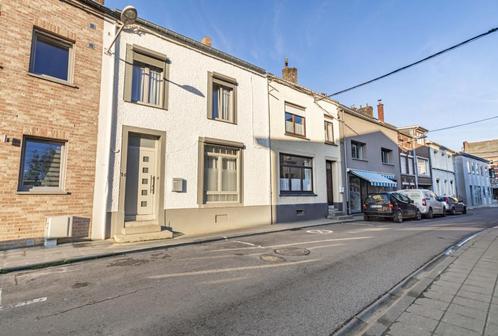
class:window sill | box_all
[285,133,309,140]
[279,192,317,197]
[325,141,338,146]
[126,100,167,111]
[352,158,368,162]
[208,117,237,125]
[382,163,395,166]
[28,73,78,88]
[198,202,243,208]
[17,190,70,195]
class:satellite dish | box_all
[121,5,137,25]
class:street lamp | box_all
[105,5,138,55]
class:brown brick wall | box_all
[0,0,104,249]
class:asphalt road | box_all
[1,208,498,336]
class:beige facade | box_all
[0,0,110,249]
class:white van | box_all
[397,189,445,218]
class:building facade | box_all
[463,139,498,201]
[454,153,493,208]
[427,141,457,196]
[398,131,417,189]
[0,0,110,249]
[267,73,344,223]
[341,102,400,214]
[93,14,272,240]
[398,126,432,190]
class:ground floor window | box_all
[204,144,241,203]
[18,137,65,192]
[279,153,313,194]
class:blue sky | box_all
[107,0,498,150]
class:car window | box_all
[450,197,459,203]
[366,194,389,204]
[404,191,421,201]
[400,194,412,203]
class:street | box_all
[1,208,498,336]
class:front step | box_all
[113,230,173,243]
[122,224,161,235]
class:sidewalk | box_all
[380,227,498,336]
[0,216,360,274]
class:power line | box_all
[318,26,498,99]
[428,115,498,134]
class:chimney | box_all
[377,99,384,122]
[463,141,469,152]
[93,0,105,4]
[282,57,298,84]
[357,104,374,118]
[201,36,212,47]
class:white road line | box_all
[307,243,344,250]
[201,276,249,285]
[209,236,372,252]
[148,259,321,279]
[494,226,498,229]
[232,240,260,247]
[0,297,47,312]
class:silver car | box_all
[397,189,446,218]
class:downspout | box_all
[339,108,350,214]
[266,76,274,225]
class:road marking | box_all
[209,236,371,252]
[307,243,344,250]
[346,228,391,234]
[494,226,498,229]
[306,229,333,234]
[232,240,260,247]
[201,276,249,285]
[0,297,47,312]
[148,259,321,279]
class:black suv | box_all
[363,192,422,223]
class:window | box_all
[203,144,241,203]
[284,103,306,137]
[417,158,429,176]
[30,30,73,82]
[400,155,407,174]
[408,156,414,175]
[280,154,313,194]
[208,72,237,123]
[351,141,366,160]
[381,148,393,164]
[19,137,65,192]
[324,121,335,144]
[467,161,471,174]
[124,44,169,109]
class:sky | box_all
[107,0,498,151]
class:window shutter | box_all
[123,44,134,102]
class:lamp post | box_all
[105,5,138,55]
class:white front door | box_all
[125,134,159,222]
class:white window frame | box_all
[324,120,335,144]
[417,158,430,176]
[351,141,366,160]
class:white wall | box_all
[429,146,456,197]
[94,23,271,235]
[268,78,343,206]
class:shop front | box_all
[348,169,398,213]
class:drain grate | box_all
[260,254,286,263]
[274,247,310,256]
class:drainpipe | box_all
[413,136,419,188]
[266,77,274,225]
[339,108,350,214]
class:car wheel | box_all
[451,207,456,215]
[364,214,371,221]
[463,207,467,214]
[394,210,403,223]
[426,208,434,219]
[416,209,422,221]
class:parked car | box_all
[440,196,467,215]
[397,189,445,218]
[363,192,422,223]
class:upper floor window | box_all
[381,148,393,164]
[18,137,66,192]
[30,30,73,82]
[400,154,407,174]
[351,141,366,160]
[324,121,335,144]
[124,45,169,109]
[208,72,237,123]
[417,158,429,176]
[284,103,306,137]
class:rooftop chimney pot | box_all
[282,58,298,84]
[201,36,212,47]
[377,99,385,123]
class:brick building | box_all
[0,0,112,249]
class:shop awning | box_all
[349,169,398,188]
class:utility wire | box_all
[428,115,498,134]
[318,26,498,99]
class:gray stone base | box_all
[274,203,328,223]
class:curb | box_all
[0,218,360,275]
[330,229,485,336]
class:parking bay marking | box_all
[306,229,333,234]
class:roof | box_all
[398,125,429,133]
[339,104,400,133]
[426,140,458,154]
[455,152,490,163]
[115,11,266,75]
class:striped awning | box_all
[349,169,398,188]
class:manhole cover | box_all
[260,254,286,263]
[274,247,310,256]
